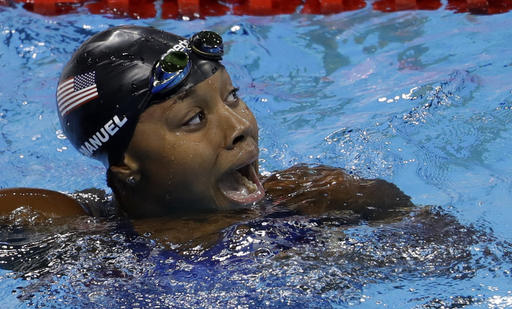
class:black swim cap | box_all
[57,25,224,167]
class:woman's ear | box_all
[109,153,141,186]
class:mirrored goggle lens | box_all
[161,50,188,72]
[190,31,223,60]
[151,51,191,94]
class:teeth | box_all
[241,173,258,193]
[218,163,264,204]
[235,171,258,194]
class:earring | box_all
[127,176,137,185]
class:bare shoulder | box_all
[0,187,87,217]
[263,164,413,219]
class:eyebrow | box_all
[150,86,194,107]
[159,87,197,114]
[175,88,194,102]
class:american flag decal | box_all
[57,71,98,116]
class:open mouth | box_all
[217,162,265,205]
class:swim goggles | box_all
[150,30,224,95]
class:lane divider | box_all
[5,0,511,18]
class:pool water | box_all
[1,2,512,308]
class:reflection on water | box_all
[0,1,511,308]
[1,205,511,307]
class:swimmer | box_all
[0,26,412,236]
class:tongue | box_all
[218,165,265,204]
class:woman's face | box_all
[121,69,264,215]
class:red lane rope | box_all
[5,0,512,18]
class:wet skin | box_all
[110,68,264,218]
[133,164,414,246]
[0,188,84,217]
[0,69,413,245]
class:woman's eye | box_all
[226,88,240,105]
[184,111,205,126]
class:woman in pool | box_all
[0,26,411,224]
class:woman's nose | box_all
[220,106,251,150]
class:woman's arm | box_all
[263,164,413,220]
[0,188,87,217]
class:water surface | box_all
[0,3,511,308]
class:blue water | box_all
[1,2,512,308]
